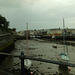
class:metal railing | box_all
[0,52,75,75]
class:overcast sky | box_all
[0,0,75,31]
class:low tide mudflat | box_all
[0,39,75,75]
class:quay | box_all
[0,33,15,64]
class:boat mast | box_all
[26,23,28,57]
[63,18,65,54]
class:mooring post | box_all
[20,52,25,75]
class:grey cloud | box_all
[0,0,75,31]
[0,0,23,9]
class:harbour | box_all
[0,5,75,75]
[0,38,75,75]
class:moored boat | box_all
[24,59,32,70]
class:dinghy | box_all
[24,59,32,70]
[24,23,32,70]
[58,53,69,62]
[57,18,69,62]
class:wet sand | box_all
[0,39,75,75]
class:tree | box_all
[0,14,9,32]
[12,28,16,31]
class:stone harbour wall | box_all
[0,33,15,52]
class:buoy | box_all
[30,72,33,75]
[68,67,71,71]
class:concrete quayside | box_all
[0,33,15,64]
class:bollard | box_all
[20,52,25,75]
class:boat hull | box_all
[24,59,32,70]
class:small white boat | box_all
[57,19,70,62]
[24,59,32,70]
[24,24,32,70]
[58,53,69,62]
